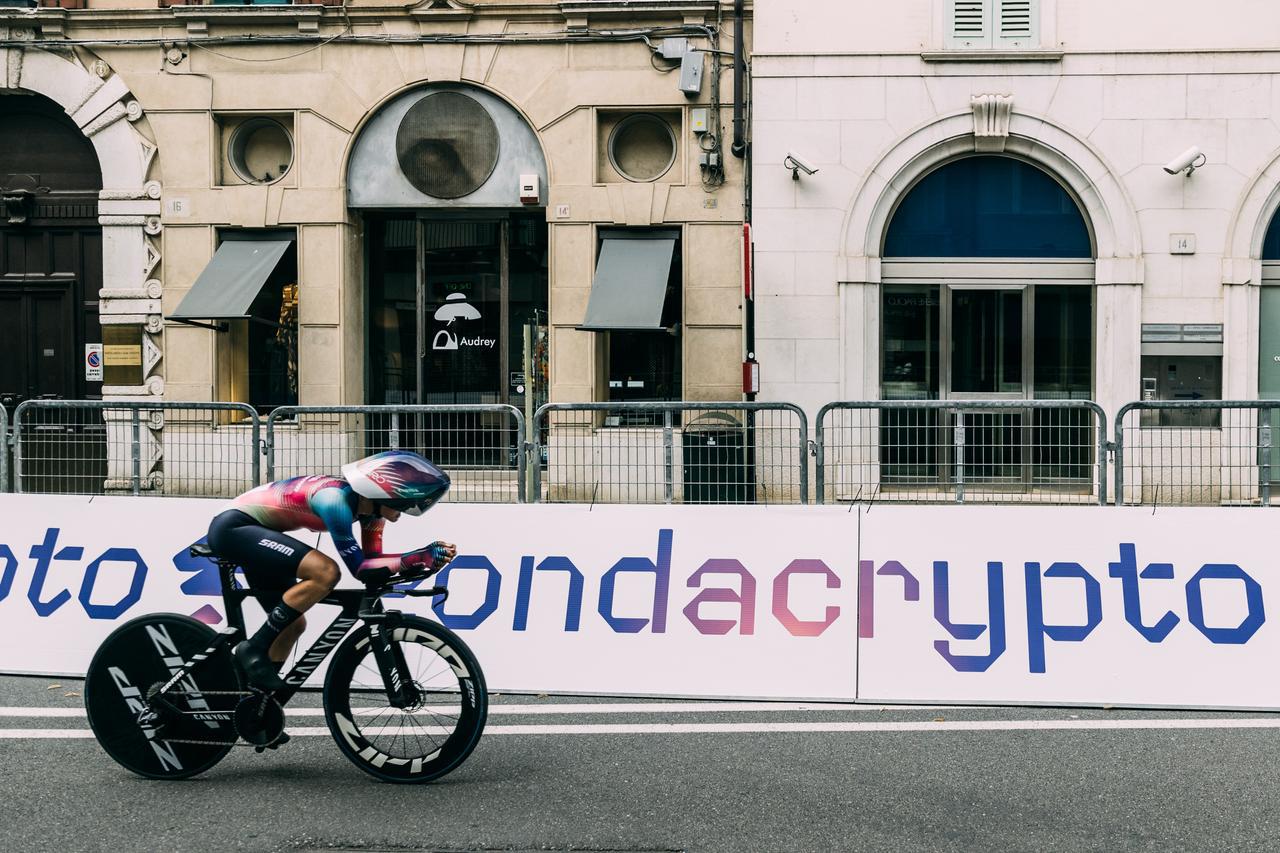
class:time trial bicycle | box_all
[83,542,487,783]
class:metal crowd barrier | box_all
[266,405,526,504]
[15,397,1280,509]
[1114,400,1280,507]
[532,401,809,505]
[816,400,1109,505]
[0,404,9,494]
[12,400,260,498]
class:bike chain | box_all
[151,688,289,749]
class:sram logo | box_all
[257,539,296,557]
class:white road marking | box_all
[0,702,949,719]
[7,718,1280,739]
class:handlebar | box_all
[395,585,449,599]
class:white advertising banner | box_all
[857,506,1279,709]
[0,495,860,700]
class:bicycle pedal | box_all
[254,731,290,753]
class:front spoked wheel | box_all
[323,616,487,783]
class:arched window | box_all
[878,154,1095,486]
[884,156,1092,258]
[1264,206,1280,260]
[0,93,102,196]
[1260,204,1280,403]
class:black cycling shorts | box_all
[207,509,314,608]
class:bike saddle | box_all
[189,543,215,558]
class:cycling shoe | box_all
[234,641,288,692]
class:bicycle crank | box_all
[233,693,285,747]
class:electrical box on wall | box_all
[519,174,540,205]
[679,51,704,96]
[660,37,689,60]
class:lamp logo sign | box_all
[432,292,495,351]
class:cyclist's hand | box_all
[400,541,456,575]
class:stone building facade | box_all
[752,0,1280,424]
[1,0,749,422]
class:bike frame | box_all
[153,556,444,713]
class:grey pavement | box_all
[2,675,1278,853]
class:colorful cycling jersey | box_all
[231,476,401,576]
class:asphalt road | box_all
[3,675,1279,853]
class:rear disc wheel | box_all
[84,613,240,780]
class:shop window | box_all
[578,230,683,415]
[367,218,418,404]
[171,230,297,413]
[1033,286,1092,400]
[365,213,549,409]
[881,285,940,400]
[222,239,298,413]
[244,274,298,412]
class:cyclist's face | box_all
[378,504,402,522]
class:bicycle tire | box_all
[323,615,487,783]
[84,613,240,780]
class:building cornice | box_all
[0,0,742,37]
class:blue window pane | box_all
[1264,208,1280,260]
[884,156,1092,258]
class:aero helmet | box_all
[341,450,449,516]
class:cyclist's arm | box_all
[310,487,448,578]
[361,516,386,556]
[309,487,398,575]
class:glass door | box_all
[365,212,548,470]
[947,287,1026,398]
[945,286,1029,484]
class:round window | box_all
[608,114,677,182]
[228,118,294,184]
[396,92,500,199]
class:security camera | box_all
[783,152,819,180]
[1163,146,1206,176]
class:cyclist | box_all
[207,450,455,693]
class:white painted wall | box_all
[752,0,1280,423]
[757,0,1280,54]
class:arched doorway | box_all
[879,154,1095,490]
[346,83,550,469]
[0,92,104,409]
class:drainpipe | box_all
[731,0,746,159]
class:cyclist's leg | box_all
[207,510,325,688]
[266,551,339,661]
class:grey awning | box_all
[170,240,292,320]
[578,235,676,331]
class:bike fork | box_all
[366,615,417,709]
